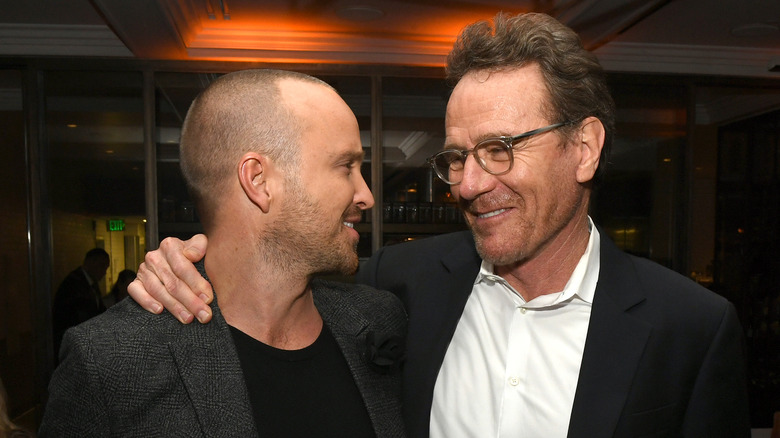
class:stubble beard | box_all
[467,192,583,269]
[470,223,531,267]
[461,192,531,266]
[260,181,359,277]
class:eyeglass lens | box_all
[432,139,512,184]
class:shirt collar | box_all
[475,217,601,306]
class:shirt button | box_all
[519,308,527,314]
[509,377,520,386]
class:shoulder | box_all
[52,300,184,400]
[55,298,234,400]
[312,279,407,335]
[357,231,476,283]
[312,279,405,316]
[376,230,474,259]
[634,254,730,314]
[61,298,223,365]
[625,250,725,303]
[68,298,180,339]
[55,269,87,292]
[600,232,722,300]
[600,237,732,328]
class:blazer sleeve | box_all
[681,302,751,437]
[39,329,111,437]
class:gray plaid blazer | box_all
[40,279,407,437]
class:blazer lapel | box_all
[567,236,652,438]
[168,301,258,437]
[312,284,402,437]
[404,232,481,436]
[426,233,482,378]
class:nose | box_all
[354,172,375,210]
[454,154,495,201]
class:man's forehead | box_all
[299,114,361,161]
[452,67,545,102]
[446,67,547,131]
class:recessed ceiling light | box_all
[730,23,779,37]
[336,5,385,22]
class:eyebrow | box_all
[331,149,365,163]
[444,131,514,151]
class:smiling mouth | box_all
[477,209,508,219]
[343,222,355,229]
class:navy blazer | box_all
[357,230,750,438]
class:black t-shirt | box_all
[230,324,376,438]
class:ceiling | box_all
[1,0,779,78]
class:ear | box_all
[238,152,271,213]
[575,117,605,184]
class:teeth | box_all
[478,209,507,219]
[343,222,354,228]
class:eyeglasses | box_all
[426,122,572,185]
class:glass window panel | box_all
[381,76,463,247]
[0,69,35,423]
[45,71,146,306]
[715,109,780,427]
[592,79,687,268]
[155,72,214,241]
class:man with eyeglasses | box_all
[127,13,750,438]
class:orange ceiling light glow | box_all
[157,0,529,65]
[187,26,456,65]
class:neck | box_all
[495,214,591,302]
[204,230,322,350]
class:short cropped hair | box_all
[84,248,109,264]
[179,69,332,228]
[446,12,615,182]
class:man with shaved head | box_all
[40,69,406,437]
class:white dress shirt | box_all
[430,221,601,438]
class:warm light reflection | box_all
[186,27,455,66]
[166,4,529,65]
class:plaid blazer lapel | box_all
[168,298,259,437]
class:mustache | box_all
[341,205,364,221]
[459,192,516,213]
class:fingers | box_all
[147,237,213,324]
[127,270,163,314]
[183,234,208,262]
[131,260,196,324]
[126,236,213,324]
[177,234,213,304]
[136,262,193,324]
